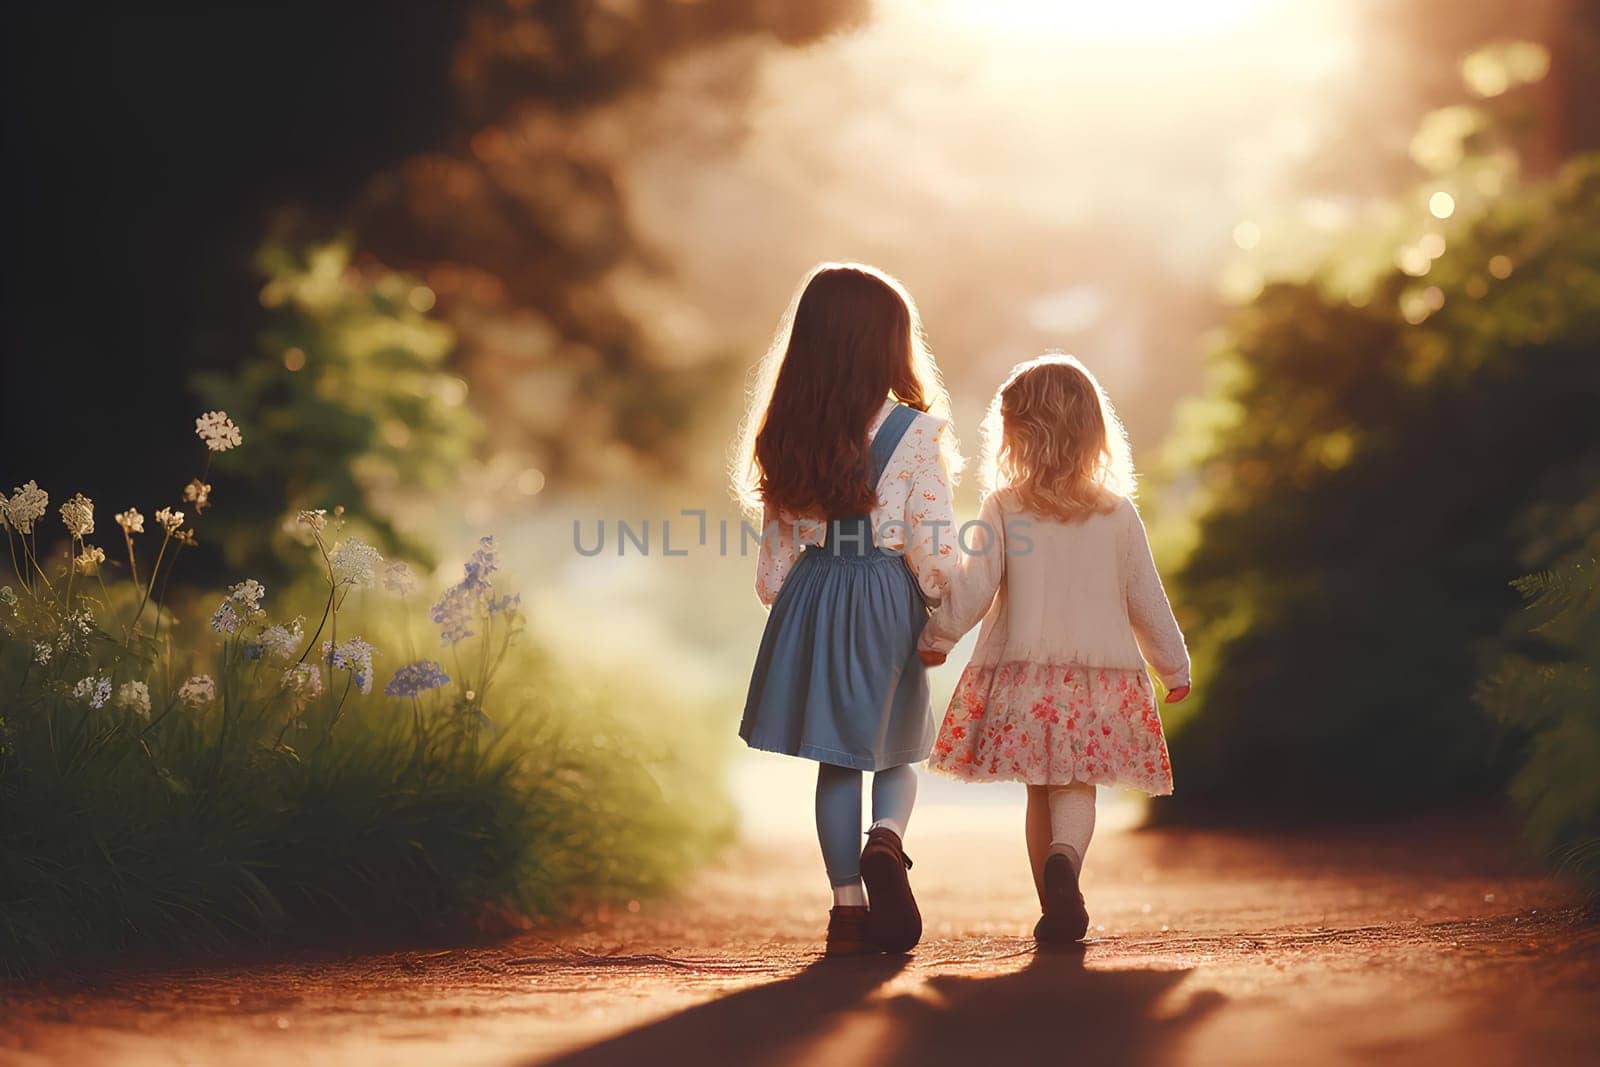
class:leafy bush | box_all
[1478,546,1600,889]
[0,418,729,977]
[194,240,484,582]
[1160,132,1600,818]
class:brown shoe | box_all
[860,827,922,953]
[825,905,871,956]
[1033,852,1090,946]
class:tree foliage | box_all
[356,0,871,485]
[194,241,484,580]
[1479,518,1600,888]
[1163,129,1600,819]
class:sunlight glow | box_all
[633,0,1359,452]
[925,0,1280,41]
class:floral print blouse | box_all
[755,399,957,607]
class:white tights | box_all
[1024,783,1096,906]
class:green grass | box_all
[0,540,733,980]
[0,648,731,977]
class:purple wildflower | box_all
[385,660,451,699]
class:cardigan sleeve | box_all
[1121,499,1191,689]
[918,492,1006,654]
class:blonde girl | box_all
[917,354,1189,945]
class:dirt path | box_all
[3,805,1597,1067]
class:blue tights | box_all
[815,762,918,887]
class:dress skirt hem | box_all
[927,659,1174,796]
[738,730,932,773]
[739,545,934,772]
[926,761,1174,797]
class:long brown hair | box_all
[983,354,1135,521]
[732,263,960,517]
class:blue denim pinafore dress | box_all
[739,404,934,771]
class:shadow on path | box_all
[531,948,1221,1067]
[531,955,908,1067]
[882,948,1224,1067]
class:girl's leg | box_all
[1035,782,1095,944]
[868,763,918,839]
[1025,785,1053,906]
[816,762,866,906]
[861,763,923,952]
[1046,781,1097,875]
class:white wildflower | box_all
[73,675,112,708]
[210,600,243,635]
[115,508,145,534]
[33,642,52,665]
[297,509,328,534]
[5,481,49,534]
[183,479,211,513]
[59,493,94,537]
[381,560,418,597]
[115,680,152,718]
[178,674,215,707]
[211,578,265,635]
[330,537,382,587]
[282,662,324,702]
[73,545,106,574]
[155,507,184,532]
[229,578,265,609]
[260,616,304,660]
[54,610,95,654]
[195,410,242,452]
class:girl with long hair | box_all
[733,263,960,956]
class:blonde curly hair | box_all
[981,354,1135,520]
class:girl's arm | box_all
[918,492,1006,655]
[900,417,958,605]
[1122,500,1191,689]
[754,504,817,606]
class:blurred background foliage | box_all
[353,0,871,485]
[1478,555,1600,889]
[1158,51,1600,846]
[194,240,482,582]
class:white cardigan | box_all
[917,490,1190,690]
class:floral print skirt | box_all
[929,660,1173,795]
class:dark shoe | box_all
[860,827,922,953]
[825,905,871,956]
[1033,852,1090,946]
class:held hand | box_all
[1163,685,1190,704]
[918,649,947,667]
